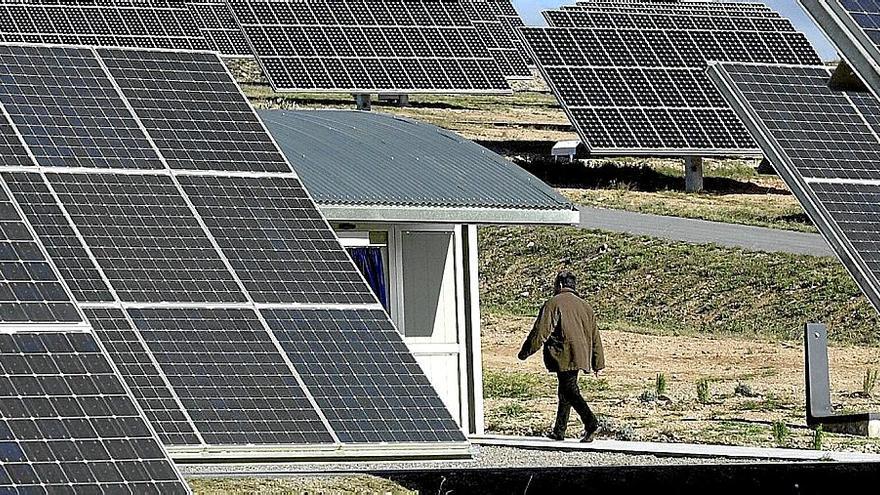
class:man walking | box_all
[518,271,605,442]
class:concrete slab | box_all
[471,434,880,463]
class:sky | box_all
[511,0,838,61]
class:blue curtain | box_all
[349,247,388,309]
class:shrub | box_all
[772,421,790,447]
[656,373,668,397]
[863,369,879,397]
[696,379,711,404]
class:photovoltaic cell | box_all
[179,175,376,305]
[228,0,510,93]
[0,182,80,324]
[265,308,465,444]
[0,0,209,51]
[47,172,246,304]
[2,172,114,303]
[710,62,880,316]
[85,307,201,446]
[0,331,188,493]
[525,1,821,155]
[0,44,165,170]
[98,48,292,173]
[127,307,334,445]
[185,0,253,56]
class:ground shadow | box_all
[512,158,790,196]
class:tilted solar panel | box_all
[228,0,511,93]
[709,62,880,314]
[0,0,208,50]
[0,42,468,461]
[525,1,820,156]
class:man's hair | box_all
[554,271,577,292]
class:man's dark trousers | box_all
[552,370,598,436]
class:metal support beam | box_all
[684,156,703,193]
[354,93,372,111]
[804,322,880,437]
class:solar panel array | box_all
[0,51,188,487]
[0,0,209,50]
[523,0,821,156]
[227,0,511,93]
[463,0,529,78]
[0,42,467,472]
[709,62,880,316]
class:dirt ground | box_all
[483,313,880,452]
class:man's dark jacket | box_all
[518,288,605,373]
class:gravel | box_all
[180,445,758,478]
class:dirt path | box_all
[483,314,880,452]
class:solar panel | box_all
[85,307,202,446]
[464,0,530,78]
[0,42,468,461]
[265,308,466,444]
[126,307,334,445]
[0,0,208,50]
[547,7,795,30]
[0,182,81,324]
[46,172,247,304]
[524,1,821,156]
[709,62,880,314]
[0,330,189,493]
[185,0,253,56]
[98,48,292,173]
[0,44,165,170]
[227,0,511,93]
[799,0,880,102]
[178,174,377,305]
[2,172,115,303]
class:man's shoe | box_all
[581,422,599,443]
[546,432,565,441]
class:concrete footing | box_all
[354,93,371,111]
[685,156,704,192]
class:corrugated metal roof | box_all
[259,110,576,214]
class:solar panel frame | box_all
[708,61,880,316]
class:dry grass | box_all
[189,475,412,494]
[483,314,880,452]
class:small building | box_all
[260,109,579,436]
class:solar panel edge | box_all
[707,62,880,314]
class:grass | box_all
[483,369,549,399]
[564,188,813,233]
[479,226,880,344]
[521,157,815,233]
[189,476,413,494]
